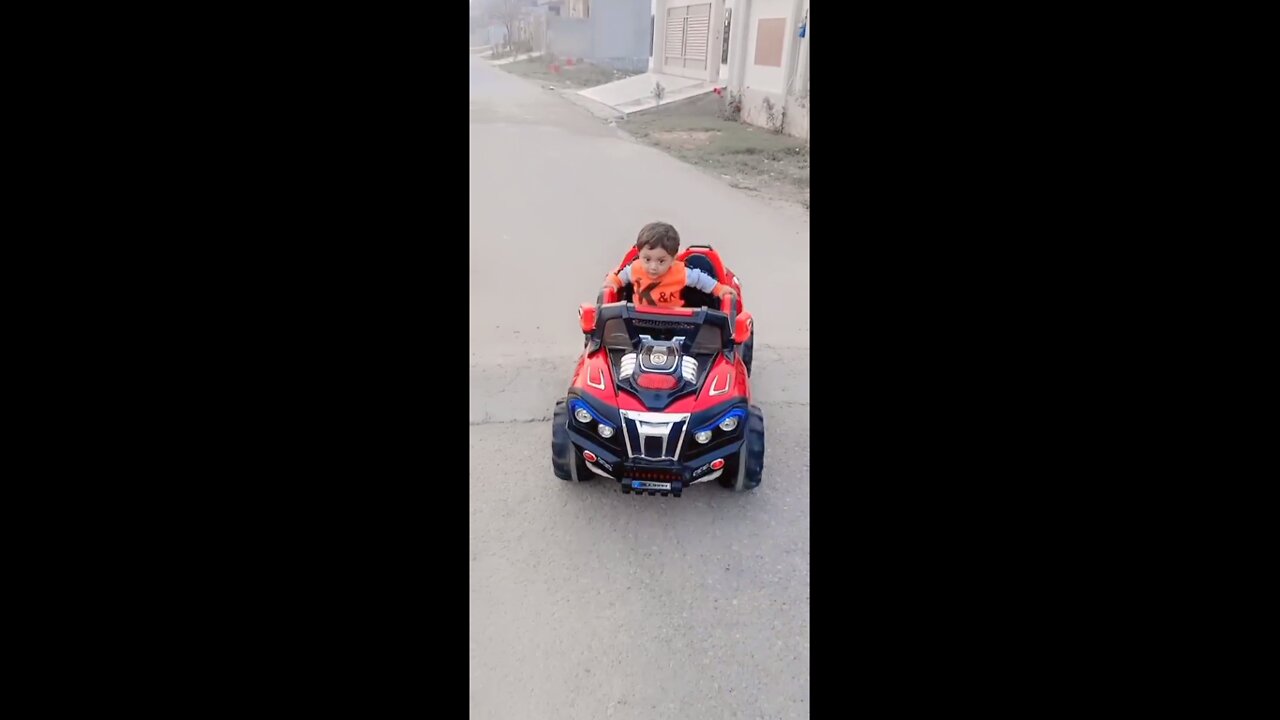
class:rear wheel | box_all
[719,405,764,491]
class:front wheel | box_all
[551,398,591,482]
[719,405,764,491]
[552,400,572,480]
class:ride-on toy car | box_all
[551,244,764,496]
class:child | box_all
[603,222,737,308]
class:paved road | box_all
[469,55,810,720]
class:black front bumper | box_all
[567,428,744,496]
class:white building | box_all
[650,0,809,139]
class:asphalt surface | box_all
[469,55,810,720]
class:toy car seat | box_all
[682,253,719,308]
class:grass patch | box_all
[621,93,809,207]
[500,56,638,89]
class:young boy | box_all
[603,222,737,308]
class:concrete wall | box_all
[784,92,808,138]
[548,15,594,57]
[736,90,810,139]
[549,1,650,72]
[472,24,509,48]
[728,0,808,140]
[592,0,651,72]
[741,0,791,93]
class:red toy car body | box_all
[551,245,764,496]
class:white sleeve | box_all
[685,268,719,293]
[616,265,632,285]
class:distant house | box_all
[649,0,809,140]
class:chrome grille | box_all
[619,410,691,460]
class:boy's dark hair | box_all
[635,222,680,256]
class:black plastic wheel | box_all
[719,405,764,491]
[742,334,754,375]
[552,400,572,480]
[551,398,592,482]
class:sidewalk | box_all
[578,72,718,116]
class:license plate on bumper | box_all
[621,477,684,496]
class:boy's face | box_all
[639,246,674,278]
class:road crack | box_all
[469,416,553,427]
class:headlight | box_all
[570,399,618,441]
[692,408,746,444]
